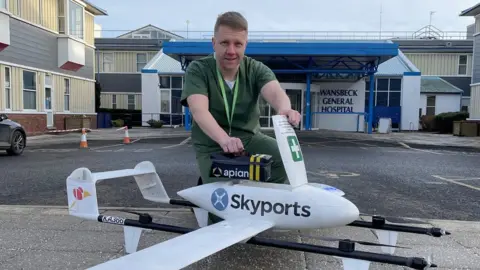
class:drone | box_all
[66,115,450,270]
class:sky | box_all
[90,0,480,38]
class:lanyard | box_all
[216,67,239,135]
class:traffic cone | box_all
[123,126,130,144]
[79,128,88,148]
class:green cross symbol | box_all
[287,136,303,162]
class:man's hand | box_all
[219,136,244,154]
[279,109,301,127]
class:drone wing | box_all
[87,218,275,270]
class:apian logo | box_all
[287,135,303,162]
[212,167,222,177]
[211,188,229,211]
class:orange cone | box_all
[80,128,88,148]
[123,126,130,144]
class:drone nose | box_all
[341,199,360,224]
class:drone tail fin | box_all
[272,115,308,188]
[67,160,170,217]
[66,161,170,254]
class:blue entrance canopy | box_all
[162,39,399,133]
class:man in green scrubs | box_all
[180,11,301,211]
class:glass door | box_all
[258,96,271,127]
[286,89,302,129]
[45,74,54,127]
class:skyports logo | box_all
[231,194,311,217]
[210,189,311,217]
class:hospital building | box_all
[2,1,480,134]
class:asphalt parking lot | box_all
[1,134,479,222]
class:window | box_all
[112,94,116,109]
[426,96,436,116]
[64,78,70,111]
[171,90,182,114]
[128,94,135,110]
[69,0,84,40]
[0,0,7,10]
[136,53,147,72]
[4,67,10,110]
[375,78,389,106]
[58,0,65,34]
[23,70,37,110]
[160,90,170,113]
[159,76,170,88]
[45,74,52,110]
[38,0,43,25]
[365,78,402,109]
[171,76,183,89]
[458,55,467,75]
[103,53,114,72]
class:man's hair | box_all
[214,11,248,33]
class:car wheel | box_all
[7,130,25,156]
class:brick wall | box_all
[6,114,47,136]
[4,113,97,136]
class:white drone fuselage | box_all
[178,180,360,230]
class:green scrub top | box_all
[181,54,277,153]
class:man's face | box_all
[212,25,247,72]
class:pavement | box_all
[26,126,191,146]
[1,129,479,269]
[0,206,478,270]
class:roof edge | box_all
[460,3,480,16]
[421,76,464,94]
[436,76,465,93]
[81,0,108,15]
[144,49,164,70]
[397,50,420,73]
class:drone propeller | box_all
[301,235,411,249]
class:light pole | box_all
[429,11,436,36]
[186,20,189,39]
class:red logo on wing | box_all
[73,187,91,200]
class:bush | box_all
[147,119,163,128]
[111,119,124,127]
[420,115,436,131]
[434,111,469,133]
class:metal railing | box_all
[94,29,470,41]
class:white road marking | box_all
[161,137,191,149]
[351,141,378,147]
[398,142,443,155]
[431,175,480,191]
[90,143,125,150]
[432,176,480,181]
[308,170,360,179]
[90,139,141,150]
[423,181,448,185]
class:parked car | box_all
[0,114,26,156]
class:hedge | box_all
[435,111,469,133]
[421,111,469,133]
